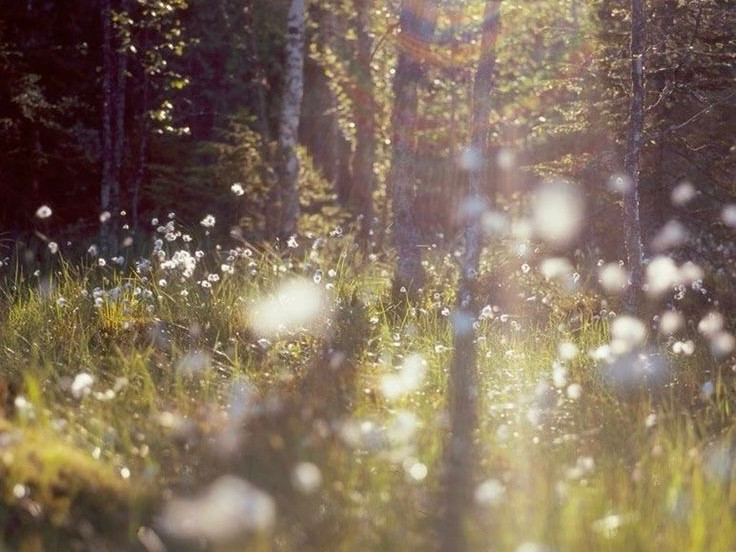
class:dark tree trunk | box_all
[623,0,646,312]
[112,4,127,240]
[351,0,376,248]
[130,72,148,234]
[275,0,306,240]
[389,0,438,297]
[100,0,128,255]
[439,3,500,551]
[100,0,115,255]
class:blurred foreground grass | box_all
[0,234,735,551]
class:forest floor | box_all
[1,232,735,552]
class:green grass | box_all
[0,235,735,551]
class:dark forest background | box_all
[1,0,735,293]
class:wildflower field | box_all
[1,220,735,552]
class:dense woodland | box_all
[2,0,734,270]
[1,0,736,550]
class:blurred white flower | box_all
[200,214,216,228]
[598,262,629,293]
[291,462,322,494]
[698,311,724,338]
[231,183,245,196]
[646,256,680,296]
[35,205,52,219]
[532,180,584,247]
[71,372,94,398]
[380,354,426,400]
[158,476,275,543]
[607,173,631,194]
[658,310,684,335]
[721,204,736,227]
[248,278,326,337]
[566,383,582,400]
[671,181,696,206]
[610,315,647,354]
[474,478,506,506]
[650,220,688,252]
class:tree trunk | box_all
[389,0,438,297]
[112,6,127,241]
[439,3,500,551]
[623,0,646,312]
[130,71,148,234]
[100,0,115,255]
[276,0,306,240]
[100,0,128,255]
[351,0,376,248]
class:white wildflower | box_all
[35,205,52,219]
[200,214,216,228]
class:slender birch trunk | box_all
[623,0,646,312]
[389,0,438,297]
[276,0,306,240]
[440,3,500,551]
[352,0,376,248]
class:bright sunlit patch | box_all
[531,180,584,247]
[248,278,326,337]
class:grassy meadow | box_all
[0,227,735,551]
